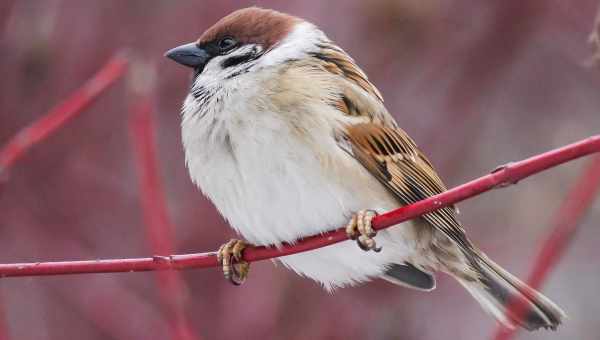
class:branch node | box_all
[491,161,515,174]
[152,255,172,264]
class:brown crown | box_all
[198,7,300,50]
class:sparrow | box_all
[165,7,565,331]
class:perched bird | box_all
[165,7,565,330]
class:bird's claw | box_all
[345,210,382,252]
[217,239,250,285]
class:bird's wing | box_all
[336,121,474,253]
[310,41,474,253]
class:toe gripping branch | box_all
[217,239,250,285]
[346,210,382,252]
[218,210,382,286]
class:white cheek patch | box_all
[258,22,327,68]
[187,44,264,114]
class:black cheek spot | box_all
[225,66,252,80]
[221,52,255,69]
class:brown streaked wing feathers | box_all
[341,122,474,253]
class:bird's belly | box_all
[188,129,420,288]
[278,221,422,289]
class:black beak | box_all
[164,43,211,69]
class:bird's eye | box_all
[218,37,237,52]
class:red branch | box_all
[493,154,600,339]
[0,135,598,277]
[0,54,128,174]
[129,93,200,339]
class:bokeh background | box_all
[1,1,599,339]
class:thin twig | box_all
[0,53,128,176]
[0,135,597,277]
[493,9,600,337]
[494,10,600,325]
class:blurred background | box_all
[1,1,599,339]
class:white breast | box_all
[181,67,419,289]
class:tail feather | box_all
[455,252,566,331]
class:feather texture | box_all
[340,122,474,255]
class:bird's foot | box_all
[345,209,382,252]
[217,239,250,286]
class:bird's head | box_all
[165,7,325,82]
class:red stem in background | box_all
[588,5,600,67]
[493,154,600,340]
[493,12,600,338]
[0,53,127,339]
[129,96,200,340]
[0,135,597,277]
[0,54,128,175]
